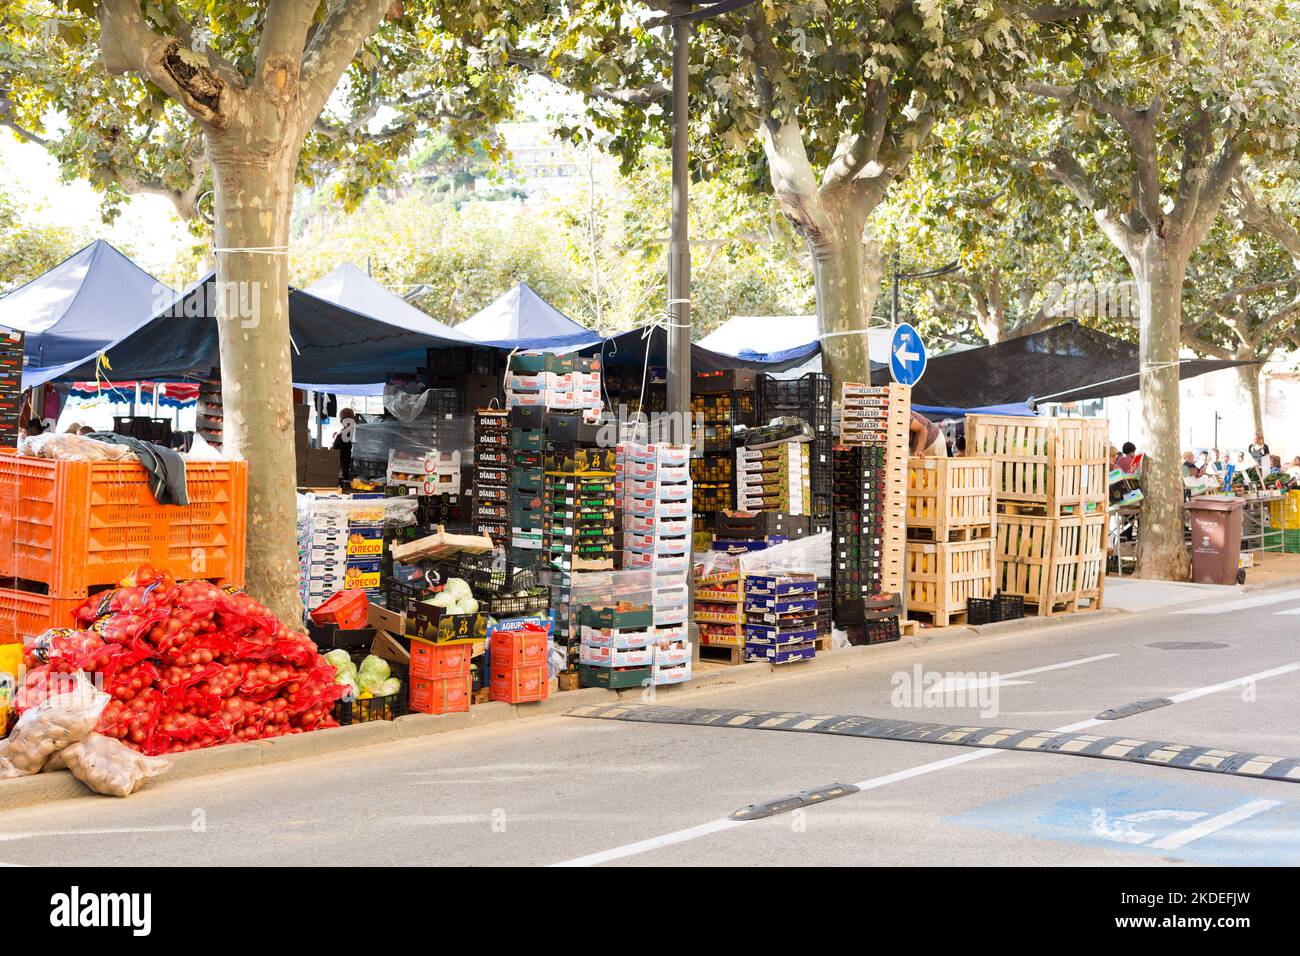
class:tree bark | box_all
[1236,347,1265,439]
[1131,244,1192,581]
[208,131,304,624]
[808,202,879,386]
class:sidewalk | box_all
[1103,576,1238,612]
[1104,551,1300,612]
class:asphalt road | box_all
[2,583,1299,867]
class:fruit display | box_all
[17,564,345,755]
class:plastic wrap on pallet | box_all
[351,416,474,462]
[736,531,832,579]
[303,493,418,527]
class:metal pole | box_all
[666,1,692,445]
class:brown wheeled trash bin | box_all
[1187,495,1245,585]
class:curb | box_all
[0,600,1146,813]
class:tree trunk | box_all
[1235,347,1264,439]
[1131,246,1191,581]
[809,205,879,387]
[209,137,304,624]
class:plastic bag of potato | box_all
[0,673,107,778]
[46,733,172,797]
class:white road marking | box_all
[0,826,191,843]
[1175,589,1300,615]
[1149,799,1282,850]
[550,660,1300,866]
[551,818,748,867]
[1276,608,1300,615]
[926,654,1118,694]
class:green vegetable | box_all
[323,649,351,669]
[358,655,391,682]
[378,677,402,696]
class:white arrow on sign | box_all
[894,339,921,366]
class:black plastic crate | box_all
[333,688,407,725]
[352,457,387,479]
[846,618,900,646]
[758,372,831,415]
[487,587,551,618]
[995,593,1025,621]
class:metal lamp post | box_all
[665,0,759,444]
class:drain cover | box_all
[1146,641,1230,650]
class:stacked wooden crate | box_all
[837,382,911,598]
[967,415,1108,615]
[904,458,996,626]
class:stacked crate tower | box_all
[471,409,511,545]
[967,415,1109,616]
[832,383,911,641]
[690,370,756,549]
[757,372,833,530]
[620,441,693,686]
[903,457,996,626]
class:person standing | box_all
[332,406,356,488]
[1249,434,1269,472]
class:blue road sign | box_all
[948,771,1300,865]
[889,322,927,386]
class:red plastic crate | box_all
[0,456,247,597]
[0,587,85,645]
[408,675,471,714]
[489,664,549,704]
[409,639,473,680]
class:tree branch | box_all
[297,0,392,130]
[1235,178,1300,266]
[821,78,889,190]
[255,0,320,105]
[506,53,670,106]
[96,0,238,128]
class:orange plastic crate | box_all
[0,587,85,645]
[0,456,247,597]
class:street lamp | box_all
[890,251,959,325]
[666,0,759,444]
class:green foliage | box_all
[0,186,79,292]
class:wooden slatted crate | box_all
[906,457,995,541]
[994,513,1107,616]
[966,414,1107,516]
[904,539,995,627]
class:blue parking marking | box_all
[949,772,1300,865]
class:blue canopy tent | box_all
[453,282,602,350]
[48,272,471,388]
[583,323,822,374]
[0,240,172,388]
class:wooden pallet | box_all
[906,524,993,543]
[699,642,745,665]
[814,634,833,652]
[899,618,920,636]
[906,607,969,628]
[904,539,995,627]
[997,498,1106,518]
[966,415,1108,516]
